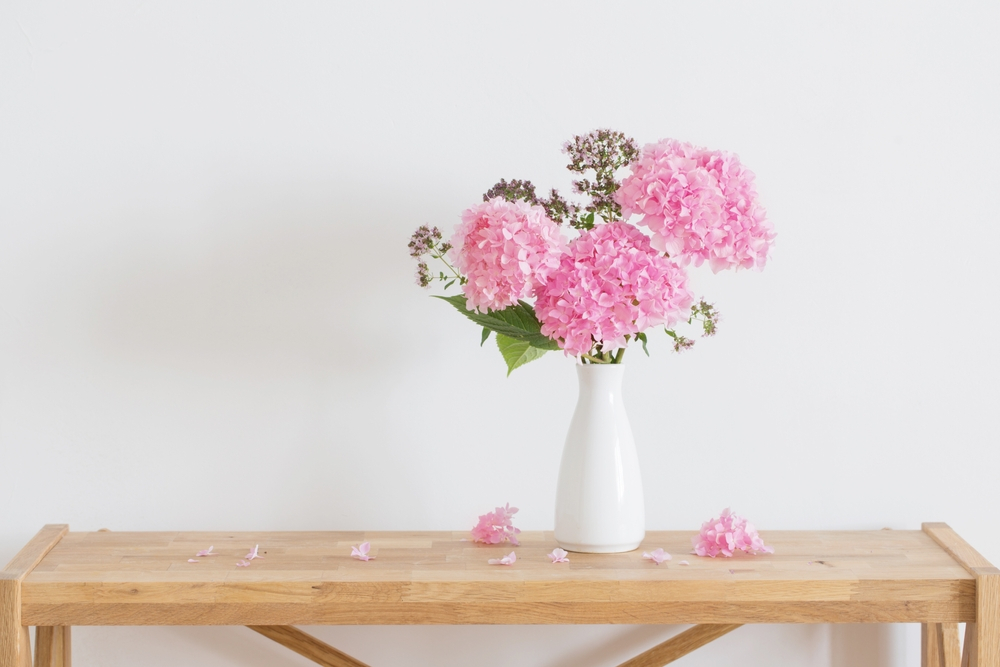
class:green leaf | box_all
[636,331,650,356]
[496,333,548,376]
[433,294,561,350]
[480,327,491,347]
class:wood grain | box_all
[1,527,69,579]
[15,529,982,626]
[34,627,70,667]
[942,623,961,667]
[923,525,995,575]
[925,623,943,667]
[964,623,978,667]
[617,624,741,667]
[248,626,371,667]
[976,568,999,667]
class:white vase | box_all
[554,363,645,553]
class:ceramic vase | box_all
[554,363,645,553]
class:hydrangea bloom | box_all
[615,139,775,272]
[692,508,774,557]
[449,198,566,313]
[471,503,521,545]
[534,222,693,357]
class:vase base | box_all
[556,540,642,554]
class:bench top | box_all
[8,524,991,626]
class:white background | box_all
[2,1,998,665]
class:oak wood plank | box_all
[925,623,943,667]
[2,527,69,579]
[976,568,999,667]
[923,525,995,575]
[942,623,961,667]
[964,623,977,667]
[34,627,71,667]
[248,625,370,667]
[617,624,741,667]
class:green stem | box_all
[581,353,609,364]
[613,348,625,364]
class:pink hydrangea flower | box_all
[534,222,693,356]
[615,139,775,272]
[449,197,567,313]
[351,542,374,561]
[471,503,520,545]
[692,508,774,557]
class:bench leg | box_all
[974,567,999,667]
[923,623,961,667]
[34,627,71,667]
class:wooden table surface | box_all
[19,527,979,626]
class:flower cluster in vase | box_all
[409,129,775,374]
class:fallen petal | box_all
[187,559,199,563]
[488,551,517,565]
[548,548,569,563]
[642,548,671,565]
[236,560,250,567]
[351,542,375,561]
[195,546,216,557]
[245,544,263,561]
[679,560,690,565]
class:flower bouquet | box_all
[409,129,774,552]
[409,129,774,374]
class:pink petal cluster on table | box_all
[488,551,517,566]
[693,508,774,557]
[188,545,218,563]
[616,138,775,273]
[547,548,569,563]
[351,542,374,561]
[449,197,567,313]
[642,548,671,565]
[471,503,521,545]
[534,221,693,356]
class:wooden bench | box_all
[2,524,997,666]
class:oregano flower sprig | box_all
[408,130,774,374]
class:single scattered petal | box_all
[187,559,199,563]
[488,551,517,566]
[245,544,263,561]
[351,542,374,561]
[548,548,569,563]
[236,560,251,567]
[679,560,690,565]
[642,548,671,565]
[195,546,217,557]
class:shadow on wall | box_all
[831,624,903,667]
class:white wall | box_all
[2,1,998,665]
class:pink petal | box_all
[245,544,263,561]
[351,542,375,561]
[548,548,569,563]
[642,548,671,565]
[679,560,690,565]
[488,551,517,565]
[187,559,199,563]
[236,560,250,567]
[195,546,216,557]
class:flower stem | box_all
[581,353,609,364]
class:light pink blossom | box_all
[642,548,671,565]
[692,508,774,557]
[351,542,374,561]
[488,551,517,566]
[679,560,690,565]
[534,222,693,356]
[236,560,251,567]
[616,139,775,272]
[548,548,569,563]
[471,503,520,545]
[245,545,263,561]
[187,559,199,563]
[449,197,567,313]
[195,546,217,557]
